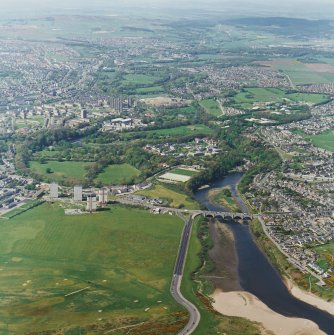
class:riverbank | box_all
[284,278,334,317]
[212,289,326,335]
[207,221,241,291]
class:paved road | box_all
[171,217,201,335]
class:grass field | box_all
[30,160,93,184]
[124,74,161,85]
[168,168,199,177]
[233,87,329,109]
[313,243,334,271]
[135,184,200,209]
[199,99,223,117]
[95,163,141,185]
[309,131,334,152]
[257,58,334,85]
[141,124,213,137]
[0,203,186,334]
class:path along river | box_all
[193,172,334,334]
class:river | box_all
[193,172,334,335]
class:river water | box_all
[194,172,334,334]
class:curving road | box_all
[171,216,201,335]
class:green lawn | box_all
[141,124,213,137]
[0,203,186,334]
[169,168,199,177]
[29,160,93,184]
[309,130,334,152]
[135,86,165,94]
[95,163,141,185]
[136,184,200,210]
[124,74,161,85]
[233,87,329,109]
[199,99,223,117]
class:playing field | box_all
[95,163,141,185]
[29,160,93,184]
[199,99,223,116]
[169,168,199,177]
[233,87,329,109]
[136,184,200,209]
[309,131,334,152]
[141,124,213,137]
[0,203,186,334]
[124,74,161,85]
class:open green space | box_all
[136,184,200,209]
[313,243,334,272]
[140,124,213,137]
[169,168,199,177]
[260,58,334,85]
[95,163,141,185]
[29,160,93,184]
[232,87,329,109]
[124,74,161,85]
[180,217,264,335]
[199,99,223,117]
[309,130,334,152]
[0,203,186,334]
[135,85,165,94]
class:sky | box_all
[1,0,334,19]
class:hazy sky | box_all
[1,0,334,19]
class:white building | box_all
[86,194,97,212]
[74,185,83,201]
[98,188,108,204]
[50,182,59,198]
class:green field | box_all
[135,86,165,94]
[169,168,199,177]
[313,243,334,271]
[233,87,329,109]
[95,163,141,185]
[199,99,223,117]
[309,130,334,152]
[136,184,200,209]
[141,124,213,137]
[30,160,93,184]
[124,74,161,85]
[0,203,186,334]
[260,58,334,85]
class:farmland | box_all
[257,58,334,85]
[0,203,186,334]
[95,163,141,185]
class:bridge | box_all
[203,211,253,220]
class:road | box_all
[171,216,201,335]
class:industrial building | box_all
[98,188,108,204]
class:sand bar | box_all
[284,278,334,316]
[212,290,326,335]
